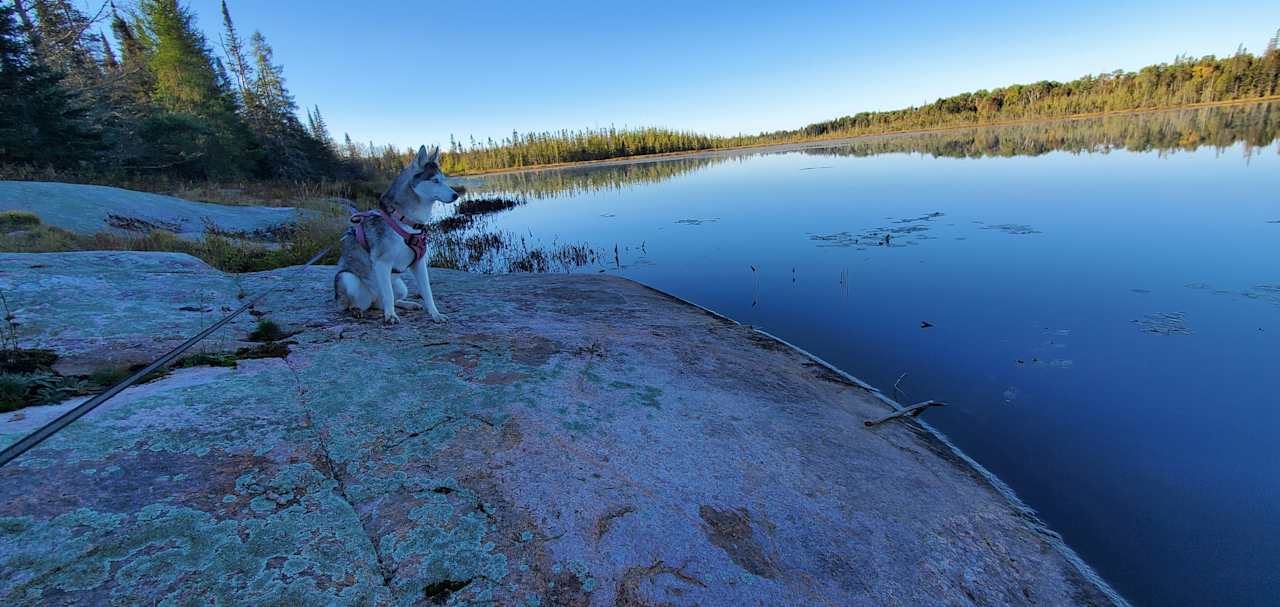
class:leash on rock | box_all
[0,243,337,469]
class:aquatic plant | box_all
[0,211,41,232]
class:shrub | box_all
[248,319,286,342]
[0,373,28,412]
[0,211,41,232]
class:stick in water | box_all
[864,400,946,427]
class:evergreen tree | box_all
[31,0,99,90]
[109,8,152,103]
[218,0,255,108]
[245,29,311,177]
[128,0,252,178]
[10,0,40,54]
[249,31,295,122]
[0,3,96,166]
[308,104,333,148]
[138,0,222,113]
[99,31,116,69]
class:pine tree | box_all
[343,132,361,159]
[124,0,254,178]
[0,3,97,165]
[218,0,256,109]
[31,0,100,90]
[10,0,41,54]
[138,0,222,113]
[249,31,296,121]
[99,31,117,69]
[110,8,152,103]
[309,104,333,149]
[244,29,312,177]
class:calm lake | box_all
[460,102,1280,606]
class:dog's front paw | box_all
[382,311,402,325]
[429,311,449,323]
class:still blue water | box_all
[467,106,1280,606]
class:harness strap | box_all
[350,207,428,265]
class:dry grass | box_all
[0,164,387,212]
[0,212,345,274]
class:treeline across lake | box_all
[465,102,1280,199]
[806,100,1280,161]
[440,33,1280,174]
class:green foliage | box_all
[0,370,97,412]
[795,52,1280,140]
[86,365,130,388]
[135,111,255,179]
[86,363,168,388]
[0,211,41,232]
[0,4,98,167]
[247,319,285,342]
[804,100,1280,160]
[174,352,238,368]
[235,341,290,359]
[1,0,337,183]
[0,372,32,411]
[439,126,730,174]
[138,0,222,113]
[30,0,102,90]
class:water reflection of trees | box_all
[804,102,1280,160]
[463,155,732,199]
[469,103,1279,198]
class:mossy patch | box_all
[235,341,292,360]
[174,353,239,369]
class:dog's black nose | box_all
[450,192,459,202]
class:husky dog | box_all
[334,145,459,324]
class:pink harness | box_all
[351,206,427,266]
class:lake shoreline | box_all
[455,95,1280,178]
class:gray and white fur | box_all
[334,145,459,324]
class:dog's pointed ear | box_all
[428,146,441,164]
[411,145,431,169]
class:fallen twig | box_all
[863,400,945,427]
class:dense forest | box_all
[1,0,1278,181]
[0,0,384,183]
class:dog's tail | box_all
[332,271,343,302]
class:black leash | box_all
[0,243,336,469]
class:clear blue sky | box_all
[168,0,1279,150]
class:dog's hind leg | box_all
[392,277,423,310]
[337,271,374,317]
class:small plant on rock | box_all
[248,319,287,342]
